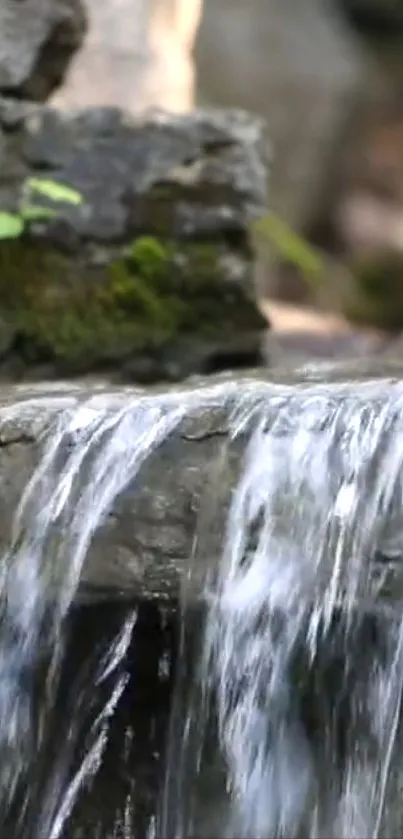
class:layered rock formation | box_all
[0,102,268,381]
[0,1,270,383]
[44,0,374,243]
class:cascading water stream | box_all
[163,381,403,839]
[0,387,194,837]
[0,376,402,837]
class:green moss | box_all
[125,236,172,284]
[179,243,223,292]
[346,249,403,331]
[0,238,178,368]
[0,233,262,372]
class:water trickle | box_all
[0,387,194,837]
[164,380,403,839]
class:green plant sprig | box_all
[0,178,83,241]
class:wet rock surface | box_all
[0,372,403,604]
[0,0,87,101]
[0,102,268,382]
[39,600,175,839]
[0,383,244,602]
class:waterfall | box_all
[0,387,190,837]
[163,379,403,839]
[0,376,402,837]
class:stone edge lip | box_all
[0,365,402,449]
[0,370,402,606]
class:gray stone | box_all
[51,0,372,242]
[0,101,268,381]
[49,0,375,249]
[8,103,267,241]
[0,0,87,101]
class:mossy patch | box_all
[0,234,264,375]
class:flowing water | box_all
[0,371,403,837]
[163,372,403,839]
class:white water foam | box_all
[165,380,403,839]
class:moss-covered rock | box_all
[345,249,403,331]
[0,234,267,380]
[0,102,268,382]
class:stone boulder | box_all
[0,101,268,382]
[0,0,87,101]
[54,0,372,241]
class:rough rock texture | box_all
[0,0,87,101]
[52,0,203,113]
[51,0,371,236]
[0,101,268,381]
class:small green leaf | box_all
[22,204,57,222]
[25,178,83,206]
[0,213,24,240]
